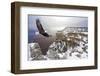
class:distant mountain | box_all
[61,27,88,32]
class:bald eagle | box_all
[36,19,50,37]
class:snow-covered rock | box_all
[28,31,88,60]
[47,40,67,60]
[28,43,46,60]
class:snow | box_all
[28,31,88,61]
